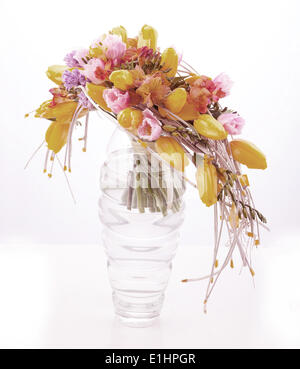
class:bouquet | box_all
[27,25,268,311]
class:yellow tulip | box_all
[45,121,69,153]
[164,88,187,114]
[196,156,218,207]
[194,114,227,140]
[46,65,68,85]
[109,70,134,90]
[160,47,178,78]
[137,25,158,51]
[111,26,127,44]
[86,83,111,111]
[117,108,143,130]
[177,102,200,121]
[230,139,267,169]
[155,136,189,172]
[38,101,85,123]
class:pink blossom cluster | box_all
[218,112,245,135]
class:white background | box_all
[0,0,300,348]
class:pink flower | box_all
[213,73,233,97]
[103,88,130,114]
[217,112,245,135]
[138,109,162,141]
[74,49,90,67]
[83,58,106,84]
[102,34,126,61]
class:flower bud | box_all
[86,83,111,111]
[117,108,143,130]
[155,136,189,172]
[111,26,127,44]
[45,121,69,153]
[196,156,218,207]
[230,139,267,169]
[46,65,68,85]
[137,25,158,51]
[160,47,178,78]
[194,114,228,140]
[164,88,187,114]
[109,70,134,90]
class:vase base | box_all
[113,291,164,328]
[116,315,159,328]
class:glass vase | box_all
[98,129,185,327]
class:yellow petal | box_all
[230,139,267,169]
[196,157,218,207]
[177,102,200,121]
[46,65,68,85]
[155,136,189,172]
[45,121,69,153]
[194,114,227,140]
[117,108,143,130]
[137,25,158,51]
[109,70,134,90]
[111,26,127,44]
[86,83,111,111]
[160,47,178,78]
[164,88,187,114]
[40,101,85,123]
[34,100,52,118]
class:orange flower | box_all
[136,75,170,107]
[188,76,216,113]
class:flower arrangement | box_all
[27,25,268,311]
